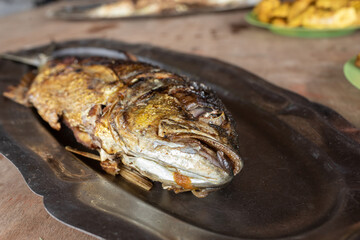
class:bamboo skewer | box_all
[65,146,153,191]
[65,146,101,161]
[119,165,153,191]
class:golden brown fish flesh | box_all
[4,55,243,197]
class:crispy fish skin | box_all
[5,56,243,197]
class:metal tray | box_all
[1,39,360,240]
[50,0,259,21]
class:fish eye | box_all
[210,112,222,118]
[198,110,226,126]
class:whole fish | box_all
[3,50,243,197]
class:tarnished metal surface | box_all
[1,39,360,239]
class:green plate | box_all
[344,57,360,90]
[245,12,360,38]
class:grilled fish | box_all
[3,51,243,197]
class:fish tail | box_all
[3,71,36,106]
[1,52,49,106]
[123,51,138,62]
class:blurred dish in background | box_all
[0,0,56,17]
[50,0,260,20]
[344,54,360,90]
[246,0,360,37]
[253,0,360,29]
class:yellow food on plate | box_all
[356,53,360,68]
[350,1,360,24]
[272,2,290,18]
[253,0,360,29]
[316,0,348,10]
[253,0,281,23]
[271,17,287,26]
[303,7,357,29]
[288,0,314,22]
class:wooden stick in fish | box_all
[65,146,153,191]
[65,146,101,160]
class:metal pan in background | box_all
[49,0,260,21]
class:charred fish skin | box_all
[5,56,243,197]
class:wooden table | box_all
[0,1,359,239]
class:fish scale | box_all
[4,55,243,197]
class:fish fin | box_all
[191,189,218,198]
[123,51,138,62]
[3,71,36,106]
[71,126,97,149]
[0,53,47,67]
[63,116,98,149]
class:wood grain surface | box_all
[0,1,359,239]
[0,154,96,240]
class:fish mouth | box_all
[171,134,241,176]
[158,119,243,176]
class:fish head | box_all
[111,82,243,196]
